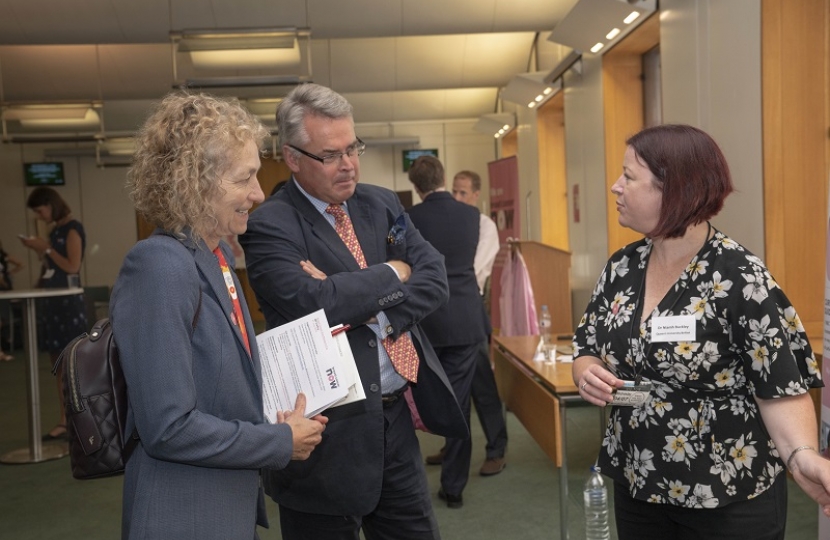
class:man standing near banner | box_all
[424,170,509,477]
[407,157,491,508]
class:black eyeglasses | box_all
[287,138,366,166]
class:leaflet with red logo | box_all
[256,308,362,420]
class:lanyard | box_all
[213,247,251,355]
[627,222,713,383]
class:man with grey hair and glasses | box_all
[241,83,466,540]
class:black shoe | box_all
[438,488,463,509]
[42,425,68,441]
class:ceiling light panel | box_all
[548,0,656,54]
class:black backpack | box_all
[53,318,132,479]
[53,292,201,479]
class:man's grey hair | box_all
[277,83,354,150]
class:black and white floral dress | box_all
[573,226,821,508]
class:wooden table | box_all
[492,334,604,540]
[0,287,83,464]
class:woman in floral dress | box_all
[573,124,830,539]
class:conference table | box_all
[0,287,83,464]
[492,334,605,540]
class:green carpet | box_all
[0,351,819,539]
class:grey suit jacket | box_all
[240,180,467,516]
[111,232,293,540]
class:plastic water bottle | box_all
[584,465,610,540]
[539,305,552,359]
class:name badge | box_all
[610,380,652,407]
[651,315,696,342]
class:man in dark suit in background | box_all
[450,170,508,476]
[240,83,466,540]
[425,170,508,477]
[407,156,491,509]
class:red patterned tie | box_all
[325,204,419,382]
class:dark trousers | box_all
[470,339,507,459]
[278,398,440,540]
[434,344,478,496]
[614,472,787,540]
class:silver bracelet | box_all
[786,445,816,472]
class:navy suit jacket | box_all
[407,191,491,347]
[240,179,467,516]
[111,232,294,539]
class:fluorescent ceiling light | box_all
[624,12,640,24]
[104,137,136,156]
[20,109,100,128]
[474,113,515,137]
[171,28,311,90]
[180,75,308,89]
[4,105,89,121]
[242,98,284,122]
[548,0,656,55]
[606,28,621,40]
[2,103,103,130]
[175,28,303,70]
[502,72,561,109]
[590,43,604,53]
[189,45,299,70]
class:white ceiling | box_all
[0,0,580,135]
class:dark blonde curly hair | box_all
[127,92,269,244]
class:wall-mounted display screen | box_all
[24,162,65,186]
[402,149,439,172]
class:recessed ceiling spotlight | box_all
[624,11,640,24]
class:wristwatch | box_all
[44,248,52,256]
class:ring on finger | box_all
[581,382,588,390]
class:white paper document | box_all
[256,309,364,422]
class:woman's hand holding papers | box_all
[278,393,329,460]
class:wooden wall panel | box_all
[762,0,829,340]
[537,92,569,250]
[602,14,660,255]
[501,130,518,159]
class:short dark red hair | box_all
[627,124,733,239]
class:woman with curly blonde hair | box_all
[111,92,327,539]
